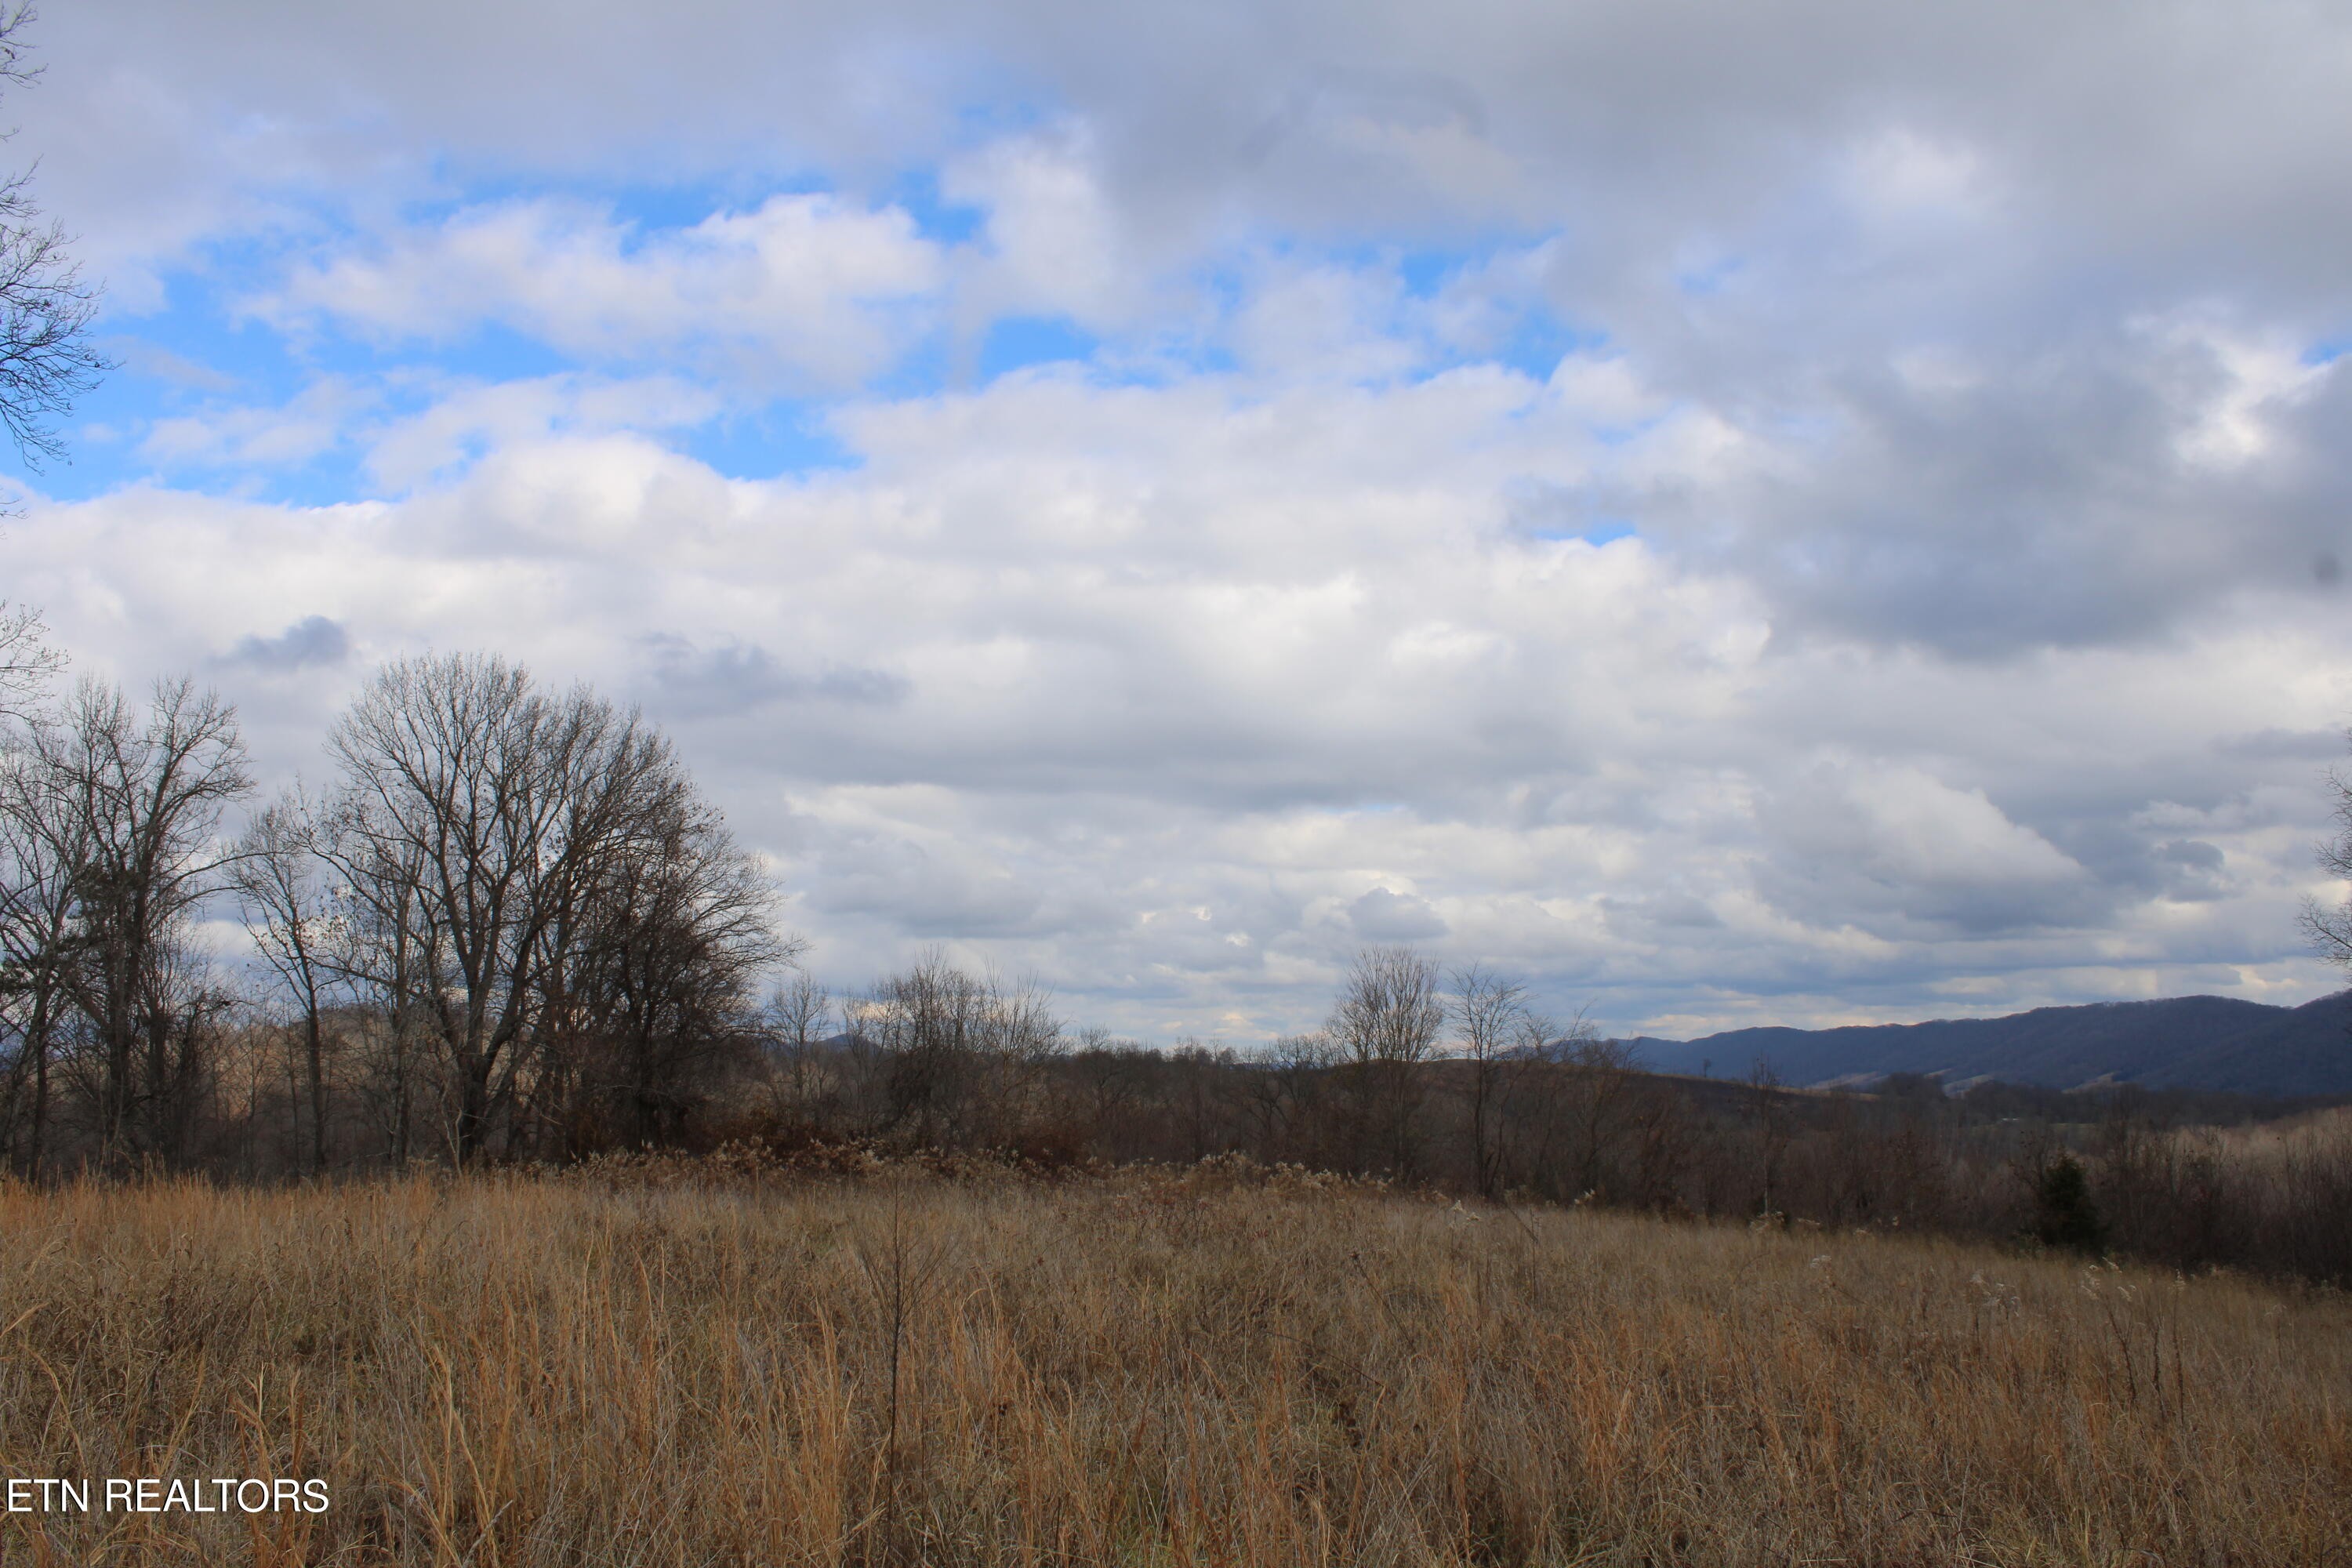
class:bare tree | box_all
[1559,1028,1639,1199]
[859,953,1062,1149]
[2302,741,2352,981]
[0,7,107,474]
[1450,964,1553,1197]
[1246,1031,1344,1166]
[328,830,432,1169]
[321,652,787,1163]
[1168,1037,1229,1163]
[322,655,636,1159]
[1227,1034,1305,1162]
[0,720,78,1172]
[0,611,72,1174]
[1329,945,1445,1178]
[549,779,786,1149]
[233,792,338,1175]
[0,601,60,721]
[13,677,251,1167]
[1065,1026,1150,1155]
[1747,1058,1792,1219]
[765,966,834,1121]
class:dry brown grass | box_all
[0,1160,2346,1566]
[2191,1105,2352,1161]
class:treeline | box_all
[3,639,2347,1286]
[0,652,784,1177]
[757,948,2352,1286]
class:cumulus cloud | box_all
[1755,764,2096,938]
[19,347,2351,1037]
[266,195,945,389]
[9,0,2352,1038]
[942,127,1149,335]
[363,375,724,492]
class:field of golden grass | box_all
[0,1160,2346,1566]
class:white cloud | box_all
[942,127,1148,334]
[124,372,728,496]
[2143,311,2333,471]
[19,351,2352,1038]
[140,377,376,470]
[13,0,2352,1039]
[364,375,723,492]
[266,195,945,387]
[1229,260,1418,383]
[1843,128,1993,220]
[1756,763,2091,938]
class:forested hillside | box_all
[1630,992,2352,1095]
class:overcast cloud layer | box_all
[9,0,2352,1042]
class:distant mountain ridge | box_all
[1624,992,2352,1098]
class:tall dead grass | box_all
[0,1160,2345,1565]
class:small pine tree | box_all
[2031,1153,2107,1254]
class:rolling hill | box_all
[1625,991,2352,1097]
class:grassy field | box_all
[0,1159,2346,1566]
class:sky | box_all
[5,0,2352,1044]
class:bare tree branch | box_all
[0,7,107,477]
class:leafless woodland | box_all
[0,641,2348,1291]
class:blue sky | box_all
[8,0,2352,1044]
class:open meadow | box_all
[2,1160,2347,1566]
